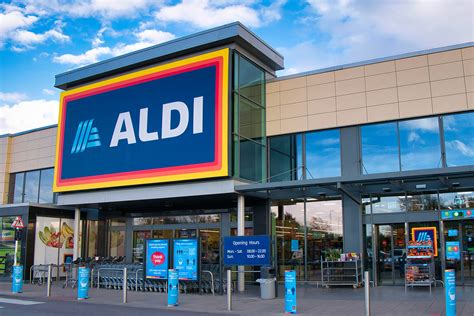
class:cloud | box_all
[407,131,424,144]
[22,0,161,19]
[447,140,474,158]
[0,9,38,48]
[305,0,474,61]
[155,0,284,29]
[0,92,28,104]
[53,28,175,66]
[401,117,439,132]
[0,99,59,134]
[42,88,56,96]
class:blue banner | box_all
[291,239,299,252]
[441,209,474,220]
[446,241,461,260]
[285,270,297,314]
[77,267,90,300]
[173,239,198,280]
[167,269,179,306]
[223,235,270,266]
[145,239,169,279]
[445,269,456,316]
[11,265,23,293]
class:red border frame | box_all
[56,57,224,188]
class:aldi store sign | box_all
[54,49,229,192]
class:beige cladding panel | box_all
[265,47,471,135]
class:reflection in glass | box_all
[200,229,220,264]
[132,230,151,262]
[371,196,406,214]
[239,97,264,142]
[306,129,341,178]
[399,117,441,170]
[269,134,302,182]
[39,168,54,203]
[443,112,474,167]
[406,194,438,211]
[13,173,24,203]
[109,230,125,257]
[272,200,343,281]
[361,122,399,174]
[238,56,264,105]
[23,170,40,203]
[439,192,474,209]
[239,137,265,182]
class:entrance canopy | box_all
[235,165,474,202]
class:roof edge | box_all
[272,41,474,82]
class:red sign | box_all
[11,216,25,229]
[151,252,166,265]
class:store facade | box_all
[0,23,473,286]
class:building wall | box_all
[0,127,57,204]
[266,46,474,136]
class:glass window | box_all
[361,122,399,174]
[371,196,406,214]
[399,117,442,171]
[269,134,302,182]
[109,231,125,257]
[239,97,264,143]
[406,194,439,211]
[23,170,40,203]
[233,53,266,182]
[239,138,265,182]
[39,168,54,204]
[132,230,151,263]
[12,173,25,203]
[306,129,341,178]
[443,112,474,167]
[439,192,474,209]
[238,56,264,105]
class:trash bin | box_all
[257,266,276,299]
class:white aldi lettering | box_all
[110,96,204,147]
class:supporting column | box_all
[73,207,80,260]
[237,194,245,292]
[342,194,362,253]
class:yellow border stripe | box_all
[54,48,229,192]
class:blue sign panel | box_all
[11,265,23,293]
[446,241,461,260]
[77,267,90,300]
[54,49,229,192]
[285,270,297,314]
[223,235,270,266]
[445,269,456,316]
[167,269,179,306]
[441,209,474,220]
[173,239,198,280]
[448,229,458,237]
[291,239,299,252]
[145,239,169,279]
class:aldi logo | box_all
[54,49,229,192]
[412,227,438,256]
[70,119,101,154]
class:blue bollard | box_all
[167,269,179,307]
[77,267,90,300]
[11,265,23,293]
[284,270,296,314]
[445,269,456,316]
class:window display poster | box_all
[34,217,75,277]
[291,239,299,252]
[412,226,438,256]
[446,241,460,260]
[145,239,169,279]
[173,239,198,280]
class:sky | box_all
[0,0,473,135]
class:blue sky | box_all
[0,0,473,134]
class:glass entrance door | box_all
[444,220,474,285]
[376,224,406,285]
